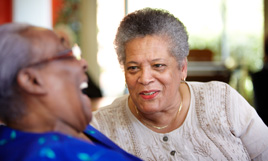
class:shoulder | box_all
[188,81,232,121]
[188,80,228,87]
[50,134,137,160]
[0,128,112,160]
[188,81,232,95]
[188,81,248,108]
[0,128,137,161]
[91,95,129,130]
[93,95,128,117]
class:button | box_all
[170,150,176,156]
[163,136,168,141]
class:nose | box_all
[79,58,88,72]
[138,68,154,85]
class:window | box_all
[97,0,263,97]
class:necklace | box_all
[134,101,183,130]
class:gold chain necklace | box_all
[134,101,183,130]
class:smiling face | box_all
[125,35,187,114]
[23,28,91,132]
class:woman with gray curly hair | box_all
[0,23,142,161]
[91,8,268,160]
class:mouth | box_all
[142,91,157,95]
[80,82,88,90]
[140,90,159,99]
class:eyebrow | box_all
[126,58,165,65]
[126,61,138,65]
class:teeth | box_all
[143,92,156,95]
[80,82,88,89]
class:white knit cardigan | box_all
[91,81,268,161]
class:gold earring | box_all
[181,77,186,83]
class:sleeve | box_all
[90,109,111,135]
[41,136,141,161]
[90,109,115,138]
[253,148,268,161]
[91,111,100,129]
[226,85,268,159]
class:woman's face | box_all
[125,35,187,113]
[29,29,92,132]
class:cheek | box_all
[159,71,181,87]
[81,94,92,120]
[125,74,136,88]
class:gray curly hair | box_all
[0,23,33,123]
[114,8,189,68]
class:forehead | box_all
[125,35,172,60]
[26,27,61,46]
[24,27,68,58]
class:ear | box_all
[181,58,188,80]
[17,68,47,95]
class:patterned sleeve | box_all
[226,84,268,159]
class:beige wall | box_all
[265,0,268,37]
[79,0,100,86]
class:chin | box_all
[86,114,92,124]
[82,111,92,125]
[78,119,91,132]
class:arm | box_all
[227,85,268,159]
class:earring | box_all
[181,77,186,83]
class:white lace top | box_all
[91,81,268,161]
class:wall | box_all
[265,0,268,37]
[79,0,100,86]
[13,0,52,28]
[0,0,12,24]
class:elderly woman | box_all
[0,23,141,161]
[91,8,268,160]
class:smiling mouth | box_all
[80,82,88,90]
[140,91,159,99]
[143,91,157,95]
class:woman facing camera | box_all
[91,8,268,160]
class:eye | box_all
[153,64,166,68]
[126,66,139,73]
[152,64,166,72]
[154,64,163,68]
[127,66,138,70]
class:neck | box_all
[7,111,89,142]
[134,102,182,130]
[129,83,191,133]
[129,96,183,132]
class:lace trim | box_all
[122,99,142,157]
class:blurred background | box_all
[0,0,266,107]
